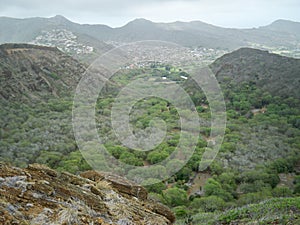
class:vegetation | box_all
[181,197,300,225]
[1,46,300,223]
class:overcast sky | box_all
[1,0,299,28]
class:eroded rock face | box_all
[80,170,148,200]
[0,163,175,224]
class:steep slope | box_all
[0,163,175,224]
[211,48,300,99]
[201,48,300,171]
[0,43,86,102]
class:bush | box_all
[269,158,294,173]
[237,189,272,206]
[142,178,166,194]
[204,178,234,201]
[163,187,188,207]
[294,176,300,194]
[147,150,169,164]
[173,206,189,219]
[272,186,293,197]
[239,180,271,194]
[175,167,192,182]
[190,196,225,212]
[209,162,224,175]
[239,170,280,188]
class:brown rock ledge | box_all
[0,163,175,224]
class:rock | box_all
[27,163,58,177]
[145,201,176,224]
[81,170,148,200]
[0,163,175,224]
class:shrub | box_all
[272,186,293,197]
[141,178,166,194]
[163,187,188,207]
[173,206,189,219]
[190,196,225,212]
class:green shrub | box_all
[190,196,225,212]
[173,206,189,219]
[272,186,293,197]
[163,187,188,207]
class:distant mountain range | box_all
[1,15,300,53]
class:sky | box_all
[1,0,300,28]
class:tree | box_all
[147,150,169,164]
[203,178,234,202]
[176,167,192,182]
[142,178,166,194]
[209,162,224,175]
[119,151,143,166]
[35,151,63,168]
[239,170,280,188]
[163,187,188,207]
[57,151,91,174]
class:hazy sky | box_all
[1,0,299,28]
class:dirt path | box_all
[187,172,211,196]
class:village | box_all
[31,29,94,55]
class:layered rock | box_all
[0,163,175,224]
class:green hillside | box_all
[0,44,299,223]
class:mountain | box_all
[0,163,175,224]
[0,16,241,49]
[1,16,300,54]
[261,19,300,37]
[0,43,89,167]
[180,48,300,171]
[211,48,300,99]
[0,16,113,62]
[0,43,86,102]
[110,19,246,49]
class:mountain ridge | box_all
[211,47,300,99]
[0,43,86,102]
[5,15,296,30]
[1,15,300,50]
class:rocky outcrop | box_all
[81,170,175,223]
[0,163,175,224]
[80,170,148,201]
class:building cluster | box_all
[31,29,94,55]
